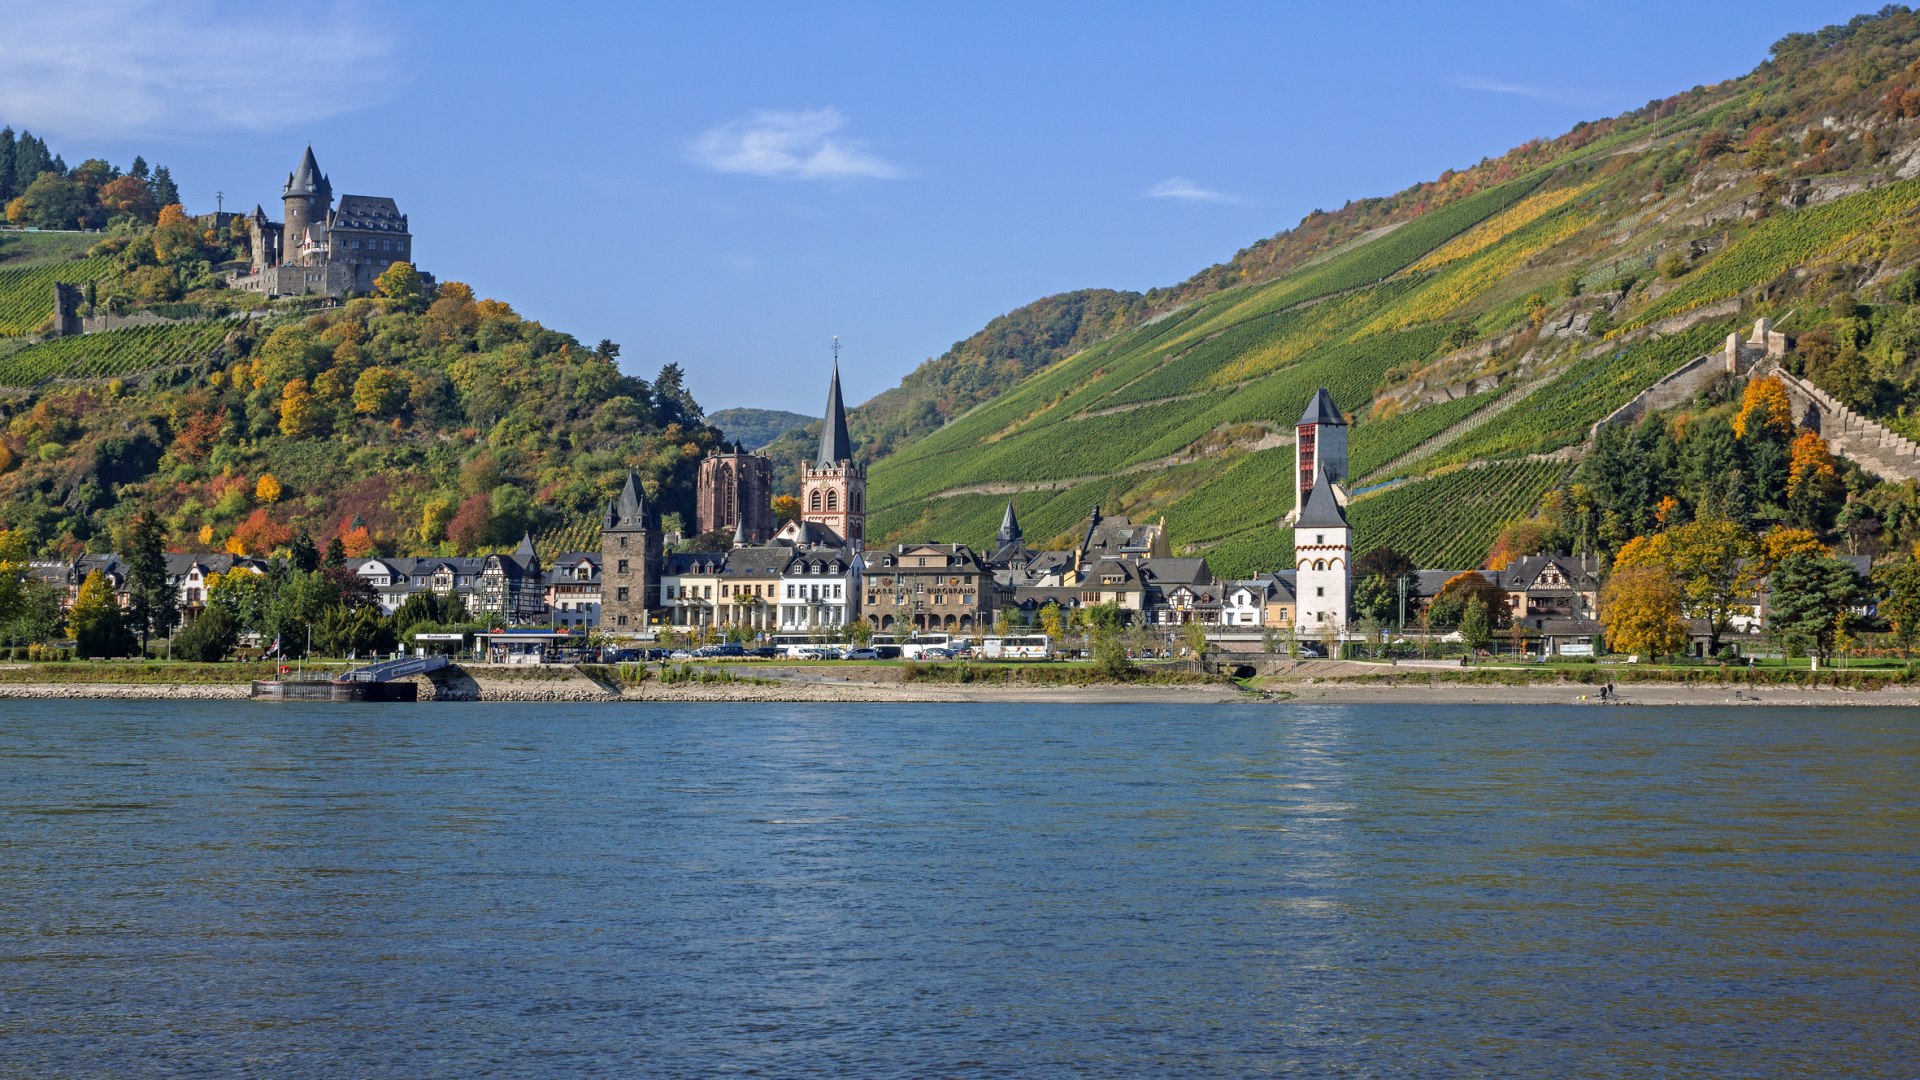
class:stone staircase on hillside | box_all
[1762,363,1920,482]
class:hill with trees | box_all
[708,407,813,451]
[0,149,722,562]
[854,7,1920,578]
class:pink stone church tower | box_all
[800,342,865,545]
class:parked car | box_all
[842,647,880,661]
[669,649,693,660]
[917,647,957,660]
[746,646,779,659]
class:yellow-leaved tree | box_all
[255,473,282,504]
[1614,518,1758,657]
[1599,565,1689,660]
[1732,375,1794,440]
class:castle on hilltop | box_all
[229,146,417,299]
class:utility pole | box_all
[1397,576,1408,632]
[215,191,224,213]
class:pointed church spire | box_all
[997,500,1023,544]
[817,338,852,467]
[732,516,749,548]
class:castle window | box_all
[1314,560,1326,571]
[617,587,630,602]
[617,559,629,573]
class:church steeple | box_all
[799,338,866,547]
[997,500,1023,545]
[817,343,852,466]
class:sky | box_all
[0,0,1877,413]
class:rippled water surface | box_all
[3,701,1918,1077]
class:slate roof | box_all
[284,145,331,200]
[1140,557,1214,586]
[1297,387,1346,427]
[330,195,407,232]
[604,470,650,531]
[1294,479,1349,529]
[818,361,853,466]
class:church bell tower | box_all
[801,339,865,546]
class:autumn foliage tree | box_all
[1600,565,1689,660]
[1732,375,1795,440]
[1614,518,1758,656]
[1787,429,1843,527]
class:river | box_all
[2,701,1916,1076]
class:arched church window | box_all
[853,491,863,512]
[826,490,839,511]
[809,490,822,512]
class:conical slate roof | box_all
[1297,388,1346,427]
[997,500,1023,544]
[1294,478,1349,529]
[605,469,648,531]
[817,360,852,466]
[514,532,536,558]
[283,145,331,200]
[732,516,749,547]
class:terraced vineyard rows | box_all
[0,257,114,335]
[1426,321,1733,465]
[0,320,234,386]
[1631,176,1920,329]
[1200,460,1566,577]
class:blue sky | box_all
[0,0,1873,412]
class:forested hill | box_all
[0,193,721,559]
[861,7,1920,575]
[708,408,813,451]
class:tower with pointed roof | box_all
[695,439,774,543]
[281,145,333,267]
[599,470,661,634]
[1292,387,1348,522]
[1291,389,1351,634]
[800,343,866,546]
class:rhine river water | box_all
[2,700,1917,1077]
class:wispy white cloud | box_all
[1452,74,1604,107]
[1147,177,1243,204]
[0,0,399,140]
[685,108,903,181]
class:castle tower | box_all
[695,441,775,542]
[281,145,333,266]
[801,346,865,545]
[599,470,660,634]
[1293,388,1348,521]
[1293,473,1351,634]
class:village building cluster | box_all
[30,365,1702,656]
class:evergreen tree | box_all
[289,529,320,573]
[0,127,14,203]
[125,513,177,652]
[128,155,149,180]
[1767,554,1868,662]
[148,165,179,208]
[322,536,346,571]
[654,363,704,425]
[172,606,238,662]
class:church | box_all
[229,146,417,299]
[600,352,867,635]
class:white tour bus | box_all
[981,634,1052,660]
[898,633,955,659]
